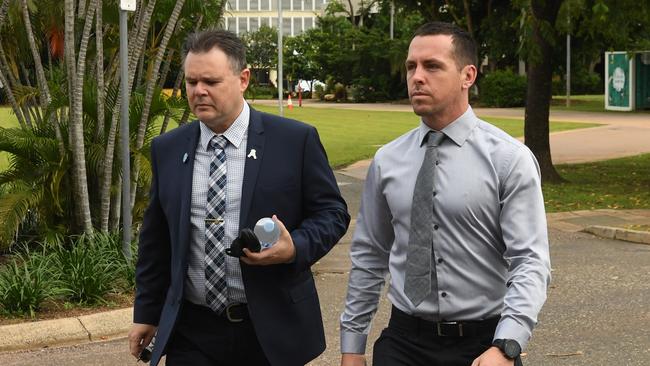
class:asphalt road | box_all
[1,174,649,365]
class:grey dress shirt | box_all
[340,106,551,354]
[185,102,249,306]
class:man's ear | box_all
[240,68,251,92]
[461,64,477,90]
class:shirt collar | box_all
[417,106,478,147]
[199,101,249,151]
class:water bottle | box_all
[254,217,280,250]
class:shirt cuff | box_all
[340,330,368,354]
[493,317,532,351]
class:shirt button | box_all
[437,258,444,264]
[434,224,439,230]
[433,191,437,196]
[441,292,447,297]
[435,160,440,165]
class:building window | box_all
[227,17,236,32]
[281,0,290,10]
[304,0,313,10]
[250,17,259,32]
[293,0,302,10]
[238,17,248,34]
[283,18,291,36]
[261,17,269,27]
[304,17,313,31]
[250,0,259,10]
[260,0,269,10]
[293,17,302,35]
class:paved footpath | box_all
[1,103,649,364]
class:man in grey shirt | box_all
[340,22,551,366]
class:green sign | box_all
[606,52,631,109]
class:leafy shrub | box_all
[479,69,527,107]
[351,76,391,102]
[0,248,62,316]
[51,234,126,304]
[552,70,603,95]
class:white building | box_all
[223,0,330,36]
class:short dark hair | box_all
[413,22,478,70]
[182,29,247,72]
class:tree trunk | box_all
[21,0,52,112]
[130,0,186,209]
[95,0,106,140]
[65,0,94,233]
[157,49,174,90]
[524,0,564,183]
[0,0,9,29]
[99,0,157,231]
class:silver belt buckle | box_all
[437,321,462,336]
[225,304,244,323]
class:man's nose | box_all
[195,82,209,95]
[410,66,425,84]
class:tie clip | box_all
[205,218,224,224]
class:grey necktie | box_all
[404,130,444,306]
[205,135,228,313]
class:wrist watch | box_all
[492,339,521,360]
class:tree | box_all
[522,0,564,183]
[0,0,227,249]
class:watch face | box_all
[503,340,521,358]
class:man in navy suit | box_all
[128,29,350,366]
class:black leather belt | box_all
[223,303,249,323]
[390,306,499,337]
[183,300,249,323]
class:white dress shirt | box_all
[185,102,250,306]
[340,106,551,353]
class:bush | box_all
[51,233,132,304]
[479,70,527,107]
[0,248,62,316]
[552,70,603,95]
[350,76,391,102]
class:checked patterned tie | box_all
[205,135,228,313]
[404,131,445,307]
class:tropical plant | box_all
[0,246,62,316]
[0,0,227,251]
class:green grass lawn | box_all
[551,94,650,114]
[253,104,597,168]
[0,108,20,171]
[5,105,646,213]
[543,154,650,212]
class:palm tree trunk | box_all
[157,49,174,90]
[99,0,157,231]
[160,69,184,134]
[0,0,9,27]
[95,0,106,140]
[21,0,52,111]
[130,0,186,209]
[65,0,94,233]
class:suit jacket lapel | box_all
[178,121,201,256]
[240,107,265,230]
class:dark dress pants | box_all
[372,307,522,366]
[165,301,271,366]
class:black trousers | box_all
[373,307,522,366]
[165,301,271,366]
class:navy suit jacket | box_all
[133,107,350,366]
